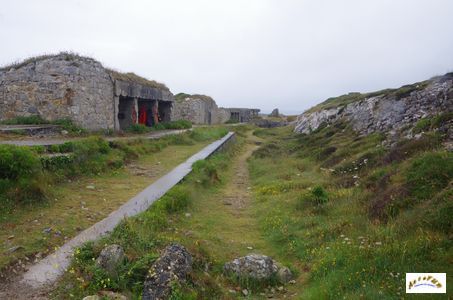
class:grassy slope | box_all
[305,78,432,113]
[249,125,452,299]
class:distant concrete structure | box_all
[171,94,230,125]
[0,53,173,131]
[269,108,279,117]
[171,94,259,125]
[228,108,260,123]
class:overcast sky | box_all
[1,0,452,114]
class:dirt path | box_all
[176,132,275,264]
[0,129,189,146]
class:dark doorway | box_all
[158,101,172,123]
[138,100,156,127]
[118,96,135,130]
[230,112,240,122]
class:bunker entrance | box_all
[118,96,135,130]
[138,100,157,127]
[230,112,240,123]
[158,101,172,123]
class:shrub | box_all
[0,145,48,204]
[160,186,192,213]
[405,152,452,200]
[52,118,86,134]
[0,115,47,125]
[0,145,41,180]
[299,186,329,207]
[159,120,192,129]
[311,186,329,205]
[127,124,151,134]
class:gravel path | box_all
[0,129,189,146]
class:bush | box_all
[406,152,452,200]
[0,115,47,125]
[0,145,41,180]
[299,186,329,207]
[160,186,192,213]
[159,120,192,129]
[0,145,48,204]
[311,186,329,205]
[127,124,151,134]
[52,118,86,134]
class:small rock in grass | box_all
[242,289,249,296]
[42,227,52,234]
[276,266,293,283]
[82,296,100,300]
[86,185,95,190]
[7,246,23,253]
[96,244,125,276]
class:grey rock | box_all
[7,245,23,253]
[223,254,278,280]
[142,243,193,300]
[96,244,125,276]
[276,266,293,283]
[82,296,100,300]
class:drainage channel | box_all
[21,132,236,289]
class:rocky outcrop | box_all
[223,254,292,283]
[142,244,193,300]
[294,73,453,137]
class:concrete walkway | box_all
[19,132,235,290]
[0,129,189,146]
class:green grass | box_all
[53,129,242,299]
[248,123,452,299]
[0,128,230,271]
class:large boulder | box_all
[95,244,125,276]
[224,254,293,283]
[142,244,193,300]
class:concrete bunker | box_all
[112,74,174,131]
[0,53,175,132]
[228,108,260,123]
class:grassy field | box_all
[0,128,228,272]
[28,122,452,299]
[249,124,452,299]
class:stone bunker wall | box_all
[0,54,115,130]
[171,97,230,125]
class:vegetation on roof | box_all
[0,51,169,91]
[0,51,94,72]
[305,78,433,114]
[174,93,214,103]
[106,69,169,91]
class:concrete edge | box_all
[20,131,236,289]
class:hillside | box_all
[295,73,453,143]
